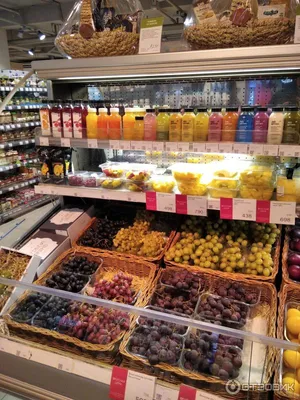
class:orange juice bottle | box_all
[108,108,121,140]
[133,116,144,140]
[97,108,109,139]
[222,106,239,141]
[194,107,209,141]
[40,100,51,136]
[86,106,98,139]
[169,109,182,141]
[123,108,135,140]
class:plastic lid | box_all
[135,116,144,120]
[146,108,155,112]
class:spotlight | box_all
[38,30,46,40]
[28,48,34,56]
[17,28,24,39]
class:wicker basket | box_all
[3,249,158,360]
[120,266,277,392]
[184,19,294,51]
[164,230,281,283]
[74,217,176,264]
[282,232,300,287]
[55,0,140,58]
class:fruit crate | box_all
[282,229,300,287]
[164,228,281,283]
[3,249,158,363]
[74,216,176,264]
[274,283,300,400]
[120,266,277,394]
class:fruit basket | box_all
[282,227,300,286]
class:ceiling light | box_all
[17,28,24,39]
[28,48,34,56]
[38,30,46,40]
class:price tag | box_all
[87,139,98,149]
[165,142,178,152]
[176,194,187,214]
[187,196,207,216]
[177,142,190,152]
[19,141,24,145]
[233,143,249,154]
[178,385,197,400]
[109,366,128,400]
[7,106,12,110]
[25,140,29,144]
[15,185,19,189]
[270,201,296,225]
[256,200,271,223]
[220,198,233,220]
[110,140,120,150]
[152,142,164,152]
[207,199,220,210]
[5,87,10,91]
[205,143,219,153]
[146,192,157,211]
[131,141,143,150]
[139,17,164,55]
[156,193,176,213]
[39,137,49,146]
[30,122,35,127]
[24,105,29,109]
[155,386,177,400]
[279,145,296,157]
[57,357,74,373]
[8,187,14,192]
[218,143,233,154]
[10,124,16,129]
[119,141,131,150]
[141,141,153,151]
[17,106,21,110]
[249,144,264,156]
[61,138,71,147]
[15,348,31,360]
[17,124,21,128]
[20,87,24,91]
[125,370,156,400]
[25,123,29,127]
[264,145,278,156]
[193,143,206,152]
[233,199,256,221]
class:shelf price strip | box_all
[178,385,226,400]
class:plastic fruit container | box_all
[239,163,275,188]
[8,293,51,324]
[124,180,150,192]
[284,302,300,343]
[177,181,207,196]
[279,349,300,399]
[208,177,239,199]
[150,175,176,193]
[239,184,274,200]
[170,163,204,182]
[83,173,102,187]
[68,172,85,186]
[123,164,157,182]
[277,168,300,202]
[100,177,123,190]
[99,162,128,178]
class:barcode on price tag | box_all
[125,370,156,400]
[233,199,256,221]
[156,193,175,213]
[270,201,296,225]
[87,139,98,149]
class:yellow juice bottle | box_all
[86,107,98,139]
[194,107,209,141]
[156,109,170,141]
[169,109,182,141]
[182,109,195,142]
[133,116,144,140]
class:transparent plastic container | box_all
[279,348,300,399]
[67,172,86,186]
[208,177,239,199]
[211,162,240,179]
[83,172,102,187]
[32,296,72,330]
[239,163,276,188]
[150,175,176,193]
[100,177,123,190]
[211,279,261,308]
[239,184,274,200]
[99,162,128,178]
[123,163,157,182]
[170,163,205,182]
[137,308,188,336]
[284,301,300,343]
[124,179,150,192]
[277,168,300,202]
[9,293,51,324]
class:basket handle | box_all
[79,0,95,40]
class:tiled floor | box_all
[0,392,26,400]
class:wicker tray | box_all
[164,230,281,283]
[74,217,176,264]
[120,266,277,389]
[3,249,158,357]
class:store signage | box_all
[109,366,128,400]
[270,201,296,225]
[157,193,176,213]
[233,199,256,221]
[139,17,164,54]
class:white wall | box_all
[0,30,10,69]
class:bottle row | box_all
[40,102,300,145]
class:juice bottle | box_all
[208,107,223,142]
[253,106,269,143]
[222,106,238,141]
[182,109,195,142]
[283,106,300,144]
[108,108,121,140]
[73,101,87,139]
[86,105,98,139]
[169,109,182,142]
[40,100,51,136]
[62,100,73,138]
[97,108,109,139]
[134,116,144,140]
[194,107,209,142]
[51,100,63,138]
[267,107,284,144]
[236,106,254,142]
[156,109,170,141]
[123,108,135,140]
[144,109,156,141]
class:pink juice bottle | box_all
[62,100,74,138]
[73,101,87,139]
[51,100,63,137]
[208,107,223,142]
[253,106,269,143]
[144,108,157,140]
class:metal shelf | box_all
[0,158,39,173]
[0,177,39,195]
[0,138,35,149]
[0,86,47,92]
[36,136,110,149]
[5,104,43,111]
[32,45,300,81]
[0,121,40,132]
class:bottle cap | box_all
[211,107,222,112]
[135,116,144,120]
[197,107,208,112]
[185,108,194,112]
[146,108,155,112]
[226,106,239,112]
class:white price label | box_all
[140,141,153,151]
[233,199,256,221]
[8,187,14,192]
[131,141,143,150]
[219,143,233,154]
[61,138,71,147]
[177,142,190,152]
[193,143,206,152]
[25,106,28,109]
[233,143,249,154]
[119,141,131,150]
[15,185,19,189]
[109,140,120,150]
[39,137,49,146]
[207,199,220,210]
[249,143,264,156]
[17,106,21,110]
[125,370,156,400]
[25,123,29,127]
[30,122,35,127]
[57,357,74,373]
[152,142,164,152]
[17,124,21,128]
[165,142,178,152]
[15,348,31,359]
[155,387,177,400]
[25,140,29,144]
[205,143,219,153]
[10,124,16,129]
[196,390,226,400]
[187,196,207,216]
[156,193,176,213]
[87,139,98,149]
[279,145,296,157]
[270,201,296,225]
[7,106,12,110]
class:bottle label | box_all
[51,112,62,137]
[283,120,300,143]
[253,118,268,142]
[169,120,182,141]
[208,119,222,141]
[73,112,83,138]
[182,120,193,141]
[63,112,73,138]
[40,110,51,136]
[236,117,253,142]
[268,119,284,143]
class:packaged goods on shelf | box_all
[239,162,276,200]
[208,177,239,199]
[150,175,176,193]
[277,167,300,202]
[100,162,128,178]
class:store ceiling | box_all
[0,0,190,65]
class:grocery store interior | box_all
[1,1,300,400]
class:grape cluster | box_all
[251,223,280,245]
[216,282,258,305]
[183,332,242,380]
[33,297,71,330]
[129,325,183,366]
[245,243,274,277]
[138,317,187,336]
[197,294,248,328]
[161,270,204,292]
[62,256,99,275]
[11,293,50,323]
[58,303,130,344]
[91,272,136,304]
[46,270,89,293]
[218,335,244,349]
[151,285,198,316]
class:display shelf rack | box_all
[1,177,39,195]
[36,136,110,149]
[0,158,39,172]
[5,104,43,111]
[0,139,35,149]
[0,121,40,132]
[0,195,53,224]
[0,86,47,92]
